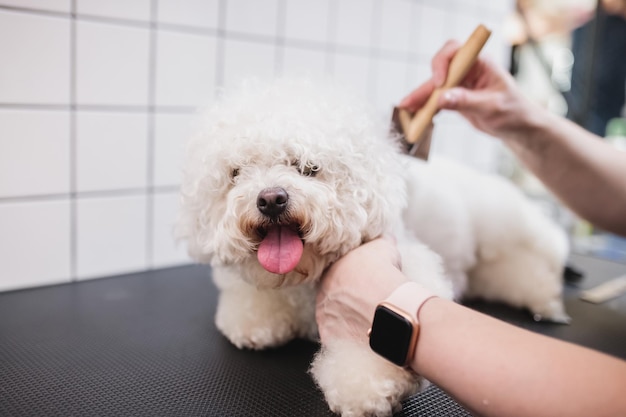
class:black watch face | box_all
[369,305,414,366]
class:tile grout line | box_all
[0,186,181,205]
[0,2,499,61]
[325,0,338,76]
[274,0,286,76]
[69,0,78,282]
[215,0,227,91]
[367,0,383,104]
[145,0,159,270]
[0,103,199,113]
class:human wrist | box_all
[368,282,437,367]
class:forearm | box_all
[412,297,626,417]
[504,107,626,236]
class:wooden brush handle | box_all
[406,24,491,144]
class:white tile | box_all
[154,113,197,187]
[0,200,70,292]
[281,46,328,78]
[453,13,481,43]
[225,0,278,37]
[284,0,331,43]
[222,39,276,89]
[76,111,148,192]
[378,0,411,52]
[332,53,371,100]
[335,0,374,49]
[0,110,70,198]
[406,62,431,91]
[466,131,500,173]
[152,192,190,268]
[77,0,151,21]
[487,0,514,15]
[0,0,70,12]
[431,112,472,161]
[76,20,150,105]
[484,29,509,68]
[157,0,219,28]
[374,59,409,116]
[0,10,70,103]
[415,4,446,58]
[155,30,217,107]
[77,195,147,279]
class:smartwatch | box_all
[368,282,436,367]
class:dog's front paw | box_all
[310,340,425,417]
[216,311,296,350]
[215,288,311,350]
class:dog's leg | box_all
[215,281,317,350]
[310,339,425,417]
[467,249,570,323]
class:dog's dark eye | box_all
[292,160,319,177]
[230,168,240,179]
[301,164,319,177]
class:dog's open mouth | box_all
[256,224,304,275]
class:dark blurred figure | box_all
[567,1,626,136]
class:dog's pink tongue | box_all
[257,226,303,274]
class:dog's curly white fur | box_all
[178,78,569,416]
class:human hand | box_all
[399,40,539,142]
[315,237,409,345]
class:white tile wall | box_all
[76,21,150,105]
[152,192,189,267]
[225,0,278,37]
[0,0,513,292]
[77,0,152,21]
[76,195,147,279]
[222,39,276,88]
[155,30,217,107]
[333,53,372,100]
[281,46,328,78]
[378,0,412,53]
[0,110,70,197]
[0,10,70,104]
[76,111,148,192]
[284,0,331,43]
[375,59,410,115]
[0,0,70,13]
[335,0,375,49]
[0,201,71,292]
[157,0,219,28]
[153,113,196,187]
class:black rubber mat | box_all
[1,254,625,416]
[0,265,470,416]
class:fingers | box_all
[399,78,436,112]
[431,40,461,87]
[399,40,463,112]
[438,87,494,113]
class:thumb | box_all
[438,87,490,112]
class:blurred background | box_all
[0,0,624,292]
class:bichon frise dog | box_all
[177,78,569,416]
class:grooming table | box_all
[1,254,625,416]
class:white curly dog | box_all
[178,78,569,416]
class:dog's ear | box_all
[360,184,406,242]
[354,143,407,242]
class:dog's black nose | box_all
[257,187,289,218]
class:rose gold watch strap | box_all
[384,282,437,323]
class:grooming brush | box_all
[393,24,492,160]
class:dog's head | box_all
[178,79,406,288]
